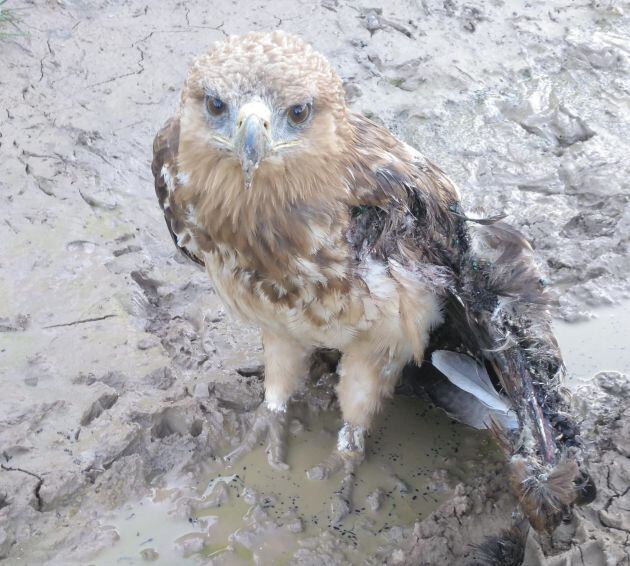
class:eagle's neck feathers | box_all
[176,110,459,286]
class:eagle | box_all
[152,31,593,533]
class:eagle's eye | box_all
[206,96,226,116]
[287,103,311,126]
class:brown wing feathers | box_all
[152,117,204,266]
[347,149,590,532]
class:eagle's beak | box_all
[234,101,272,190]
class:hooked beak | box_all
[234,101,272,190]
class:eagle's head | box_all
[178,31,350,195]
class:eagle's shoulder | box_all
[344,113,462,268]
[152,116,205,266]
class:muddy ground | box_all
[1,0,629,564]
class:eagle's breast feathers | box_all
[152,113,455,354]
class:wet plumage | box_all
[152,31,592,531]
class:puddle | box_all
[88,493,205,565]
[555,299,630,383]
[94,396,495,565]
[92,302,629,565]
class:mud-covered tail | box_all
[427,214,596,534]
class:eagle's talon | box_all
[306,447,363,480]
[330,490,351,525]
[308,455,360,525]
[224,402,289,470]
[307,422,366,479]
[307,422,366,524]
[306,453,343,480]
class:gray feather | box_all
[431,350,518,430]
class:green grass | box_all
[0,0,21,39]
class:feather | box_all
[467,522,528,566]
[152,116,205,267]
[431,350,518,430]
[509,457,577,533]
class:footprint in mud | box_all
[500,81,596,148]
[150,406,204,440]
[80,389,119,426]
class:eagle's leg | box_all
[224,330,311,471]
[307,340,405,524]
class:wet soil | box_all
[1,0,629,564]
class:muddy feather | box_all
[467,522,528,566]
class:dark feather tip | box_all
[467,524,527,566]
[510,459,578,533]
[574,469,597,506]
[450,210,508,225]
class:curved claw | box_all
[330,491,351,525]
[224,402,289,470]
[306,451,345,480]
[307,453,361,524]
[331,465,359,524]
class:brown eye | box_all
[287,103,311,126]
[206,96,226,116]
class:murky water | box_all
[91,300,629,565]
[94,397,496,565]
[555,299,630,383]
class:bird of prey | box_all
[152,31,592,531]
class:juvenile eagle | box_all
[152,31,591,531]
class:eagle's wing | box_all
[346,114,591,532]
[152,117,204,266]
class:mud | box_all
[1,0,629,564]
[555,299,630,382]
